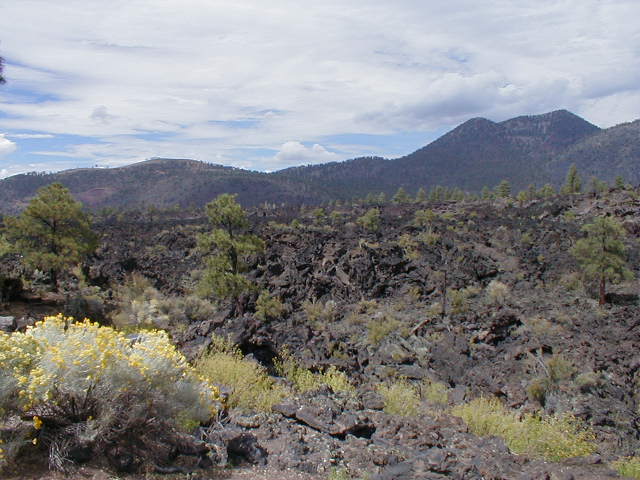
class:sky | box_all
[1,0,639,178]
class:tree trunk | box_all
[50,268,58,292]
[599,274,606,305]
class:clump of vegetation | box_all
[367,315,401,345]
[303,298,338,325]
[571,215,633,305]
[275,351,354,394]
[378,379,421,416]
[112,273,216,331]
[486,280,509,305]
[612,457,640,479]
[196,336,287,412]
[197,193,264,308]
[2,183,97,291]
[255,290,286,321]
[357,208,381,232]
[452,397,596,461]
[0,315,220,471]
[421,379,450,406]
[527,354,576,404]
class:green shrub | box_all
[303,299,338,325]
[0,315,220,471]
[357,208,381,232]
[274,351,354,394]
[612,457,640,479]
[486,280,509,305]
[421,379,450,406]
[255,291,286,321]
[452,397,596,461]
[378,379,421,416]
[112,275,216,331]
[367,316,400,345]
[414,209,436,227]
[196,336,287,412]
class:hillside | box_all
[3,109,640,214]
[2,188,640,478]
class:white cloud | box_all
[7,133,54,139]
[273,141,340,168]
[0,0,639,174]
[0,134,17,156]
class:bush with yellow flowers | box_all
[0,314,221,472]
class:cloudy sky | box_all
[0,0,639,178]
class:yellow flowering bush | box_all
[0,315,220,472]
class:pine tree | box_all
[615,175,625,190]
[197,194,264,310]
[415,187,427,203]
[481,186,492,200]
[562,164,582,194]
[571,216,633,305]
[539,184,556,198]
[392,187,411,204]
[496,180,511,198]
[2,183,97,291]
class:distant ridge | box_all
[2,109,639,213]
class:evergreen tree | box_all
[356,208,381,232]
[415,187,427,203]
[481,186,492,200]
[516,190,528,207]
[571,216,633,305]
[539,183,555,198]
[562,164,582,194]
[392,187,411,204]
[2,183,97,291]
[496,180,511,198]
[615,175,626,190]
[197,194,264,309]
[376,192,386,205]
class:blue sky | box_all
[1,0,639,178]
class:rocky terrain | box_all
[3,110,640,213]
[2,188,640,479]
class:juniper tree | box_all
[571,216,633,305]
[197,194,264,310]
[2,183,97,291]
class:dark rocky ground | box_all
[2,189,640,479]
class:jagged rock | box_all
[0,315,15,332]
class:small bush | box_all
[452,397,596,461]
[612,457,640,479]
[255,291,286,321]
[303,299,338,326]
[112,274,216,331]
[356,208,381,232]
[196,336,287,412]
[421,379,449,406]
[414,209,436,227]
[274,351,354,394]
[367,316,400,345]
[378,380,421,416]
[0,315,220,471]
[486,280,509,305]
